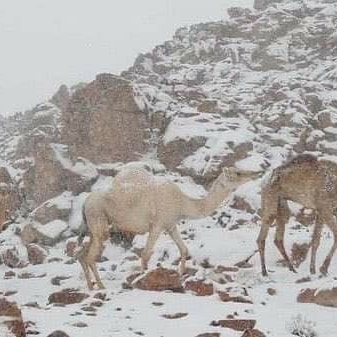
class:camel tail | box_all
[77,205,88,246]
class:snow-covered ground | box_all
[1,181,337,336]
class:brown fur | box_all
[257,154,337,276]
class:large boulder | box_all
[22,143,97,204]
[61,73,151,164]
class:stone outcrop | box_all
[50,84,70,111]
[61,73,150,164]
[0,167,19,231]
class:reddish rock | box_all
[297,287,337,307]
[27,244,46,265]
[267,288,276,296]
[185,280,214,296]
[241,329,267,337]
[211,319,256,331]
[48,289,89,305]
[130,267,183,292]
[218,291,252,304]
[62,73,150,164]
[0,297,26,337]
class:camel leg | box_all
[257,213,275,277]
[86,235,105,289]
[78,244,94,290]
[273,200,296,273]
[141,228,161,271]
[167,225,189,275]
[310,215,323,275]
[319,213,337,275]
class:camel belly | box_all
[114,210,151,234]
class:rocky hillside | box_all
[0,0,337,336]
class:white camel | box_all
[77,167,258,289]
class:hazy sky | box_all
[0,0,253,115]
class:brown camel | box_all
[257,154,337,276]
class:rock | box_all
[184,279,214,296]
[218,291,253,304]
[4,270,16,279]
[291,242,310,268]
[20,223,39,245]
[18,272,46,279]
[4,290,18,296]
[162,312,188,319]
[48,289,89,305]
[1,247,26,268]
[0,166,19,232]
[31,194,72,225]
[197,100,221,113]
[130,267,183,292]
[51,276,71,286]
[0,297,26,337]
[46,331,70,337]
[231,196,255,214]
[241,329,267,337]
[27,244,46,265]
[72,322,88,328]
[158,136,207,172]
[211,319,256,331]
[62,73,150,164]
[50,84,70,111]
[297,287,337,307]
[296,276,311,284]
[65,240,77,257]
[267,288,276,296]
[32,144,98,204]
[21,220,68,246]
[93,292,107,301]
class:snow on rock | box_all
[0,0,337,336]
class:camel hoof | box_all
[310,267,316,275]
[319,266,328,276]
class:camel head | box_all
[215,167,261,189]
